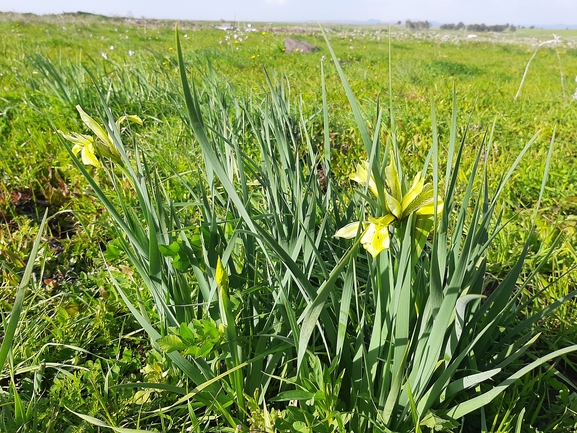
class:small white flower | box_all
[110,45,115,50]
[128,50,135,56]
[62,26,67,30]
[184,34,188,38]
[101,52,108,60]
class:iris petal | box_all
[350,161,379,198]
[385,161,402,203]
[401,172,425,211]
[385,192,403,219]
[80,142,101,168]
[335,221,365,239]
[76,105,112,148]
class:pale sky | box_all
[0,0,576,26]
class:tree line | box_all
[404,21,518,32]
[439,22,517,32]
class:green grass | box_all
[1,12,577,432]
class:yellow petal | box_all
[76,105,112,148]
[81,142,101,168]
[402,184,434,217]
[385,160,402,202]
[116,114,143,131]
[368,214,396,226]
[416,198,444,216]
[71,143,83,155]
[58,130,94,147]
[401,172,425,211]
[335,221,365,239]
[360,222,376,246]
[385,192,402,219]
[350,161,378,198]
[361,219,391,258]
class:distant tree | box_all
[441,22,467,31]
[464,23,511,32]
[406,20,430,30]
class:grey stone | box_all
[283,37,319,53]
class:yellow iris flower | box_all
[381,160,444,220]
[335,159,443,258]
[59,105,142,168]
[60,131,102,168]
[334,214,396,258]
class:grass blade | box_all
[0,209,48,373]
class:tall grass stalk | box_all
[0,209,48,372]
[0,210,47,431]
[514,34,563,100]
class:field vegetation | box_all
[1,11,577,432]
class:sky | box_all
[1,0,576,27]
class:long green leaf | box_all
[65,407,156,433]
[446,345,577,419]
[297,240,360,370]
[0,209,48,373]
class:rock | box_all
[283,37,319,53]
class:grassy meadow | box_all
[2,11,577,432]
